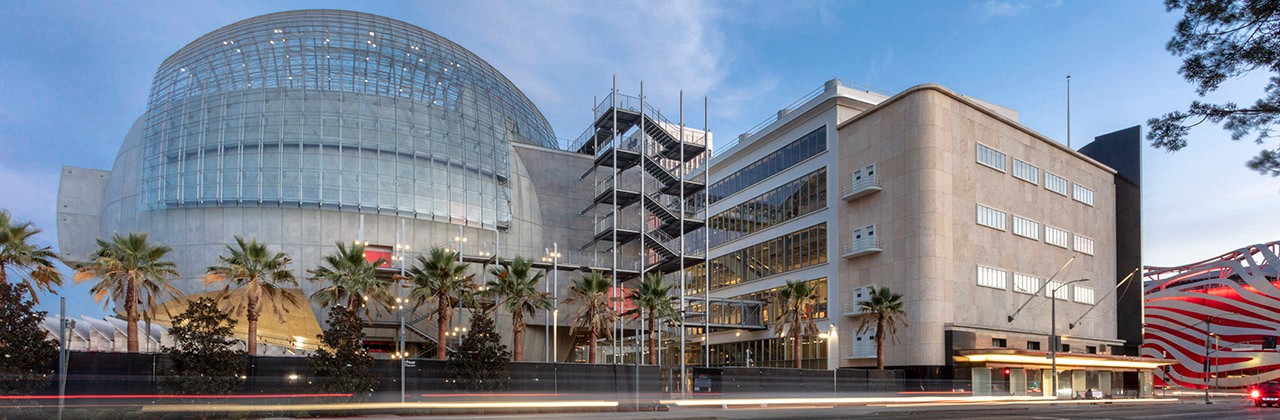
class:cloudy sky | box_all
[2,0,1278,316]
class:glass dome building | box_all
[140,10,556,229]
[57,10,597,355]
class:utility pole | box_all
[58,297,68,420]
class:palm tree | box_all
[73,232,183,353]
[308,242,392,319]
[856,286,908,370]
[565,270,616,364]
[774,279,820,369]
[623,273,678,365]
[486,256,550,362]
[0,210,63,303]
[205,236,300,355]
[403,246,470,360]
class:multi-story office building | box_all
[692,80,1164,395]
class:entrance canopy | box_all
[955,349,1173,371]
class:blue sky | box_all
[2,0,1277,317]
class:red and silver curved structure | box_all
[1143,241,1280,389]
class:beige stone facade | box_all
[835,85,1121,369]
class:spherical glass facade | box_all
[138,10,554,229]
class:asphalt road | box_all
[437,400,1272,420]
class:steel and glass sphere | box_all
[138,10,554,228]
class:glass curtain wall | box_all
[138,10,555,229]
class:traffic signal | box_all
[1003,368,1010,376]
[1263,336,1277,350]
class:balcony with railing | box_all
[840,175,881,201]
[841,236,882,259]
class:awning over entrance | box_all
[954,349,1174,371]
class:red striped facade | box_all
[1143,242,1280,389]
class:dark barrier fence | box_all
[692,367,905,394]
[39,351,901,398]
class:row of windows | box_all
[975,143,1096,206]
[975,265,1095,304]
[706,127,826,204]
[733,278,829,326]
[708,168,826,247]
[976,204,1096,256]
[687,223,828,293]
[703,334,828,369]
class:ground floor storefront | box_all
[953,349,1172,398]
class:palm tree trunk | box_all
[647,313,657,365]
[793,311,803,369]
[437,300,449,360]
[588,326,598,364]
[247,293,260,355]
[125,279,139,353]
[875,316,885,370]
[0,261,8,284]
[512,312,524,362]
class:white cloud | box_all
[981,0,1032,18]
[409,0,735,139]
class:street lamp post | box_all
[1050,278,1088,399]
[1204,316,1214,404]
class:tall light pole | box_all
[1050,278,1088,399]
[395,219,409,403]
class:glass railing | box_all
[594,173,643,195]
[595,212,641,234]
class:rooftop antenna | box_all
[1066,74,1072,149]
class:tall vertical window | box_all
[976,143,1007,172]
[1045,226,1070,248]
[977,265,1008,289]
[1045,172,1069,196]
[1074,235,1095,255]
[1013,273,1040,294]
[1073,286,1096,304]
[1012,159,1039,184]
[1072,184,1095,206]
[1012,216,1040,240]
[976,204,1007,231]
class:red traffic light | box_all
[1003,369,1010,375]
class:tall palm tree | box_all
[308,242,392,319]
[623,273,678,365]
[486,256,550,362]
[856,286,908,370]
[403,246,470,360]
[205,236,300,355]
[774,279,820,369]
[0,210,63,303]
[73,232,183,353]
[566,270,616,364]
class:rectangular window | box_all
[1074,285,1096,305]
[1072,184,1095,206]
[977,265,1008,290]
[1012,159,1039,184]
[1013,273,1041,295]
[708,126,826,204]
[1027,341,1042,351]
[976,204,1007,231]
[708,168,827,248]
[976,143,1007,172]
[992,338,1007,348]
[1012,215,1040,240]
[1046,280,1069,300]
[1045,172,1069,196]
[1062,344,1071,353]
[1074,235,1095,255]
[1045,226,1070,248]
[1086,345,1097,354]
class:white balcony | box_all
[841,303,865,317]
[840,176,881,201]
[841,237,882,259]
